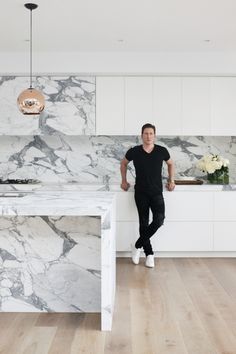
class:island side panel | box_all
[0,215,101,313]
[101,195,116,331]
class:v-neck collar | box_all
[142,144,156,154]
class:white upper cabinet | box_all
[153,77,182,135]
[124,77,153,135]
[95,75,236,136]
[96,77,125,135]
[182,77,211,135]
[211,77,236,135]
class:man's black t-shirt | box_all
[125,144,170,194]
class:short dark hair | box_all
[141,123,156,134]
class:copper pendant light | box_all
[17,3,45,115]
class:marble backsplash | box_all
[0,76,95,135]
[0,135,235,184]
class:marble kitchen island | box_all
[0,190,116,331]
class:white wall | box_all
[1,51,236,75]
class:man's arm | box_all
[165,158,175,191]
[120,157,130,191]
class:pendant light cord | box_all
[30,8,33,89]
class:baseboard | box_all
[116,251,236,258]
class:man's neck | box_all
[142,143,155,152]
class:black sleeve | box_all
[163,147,170,161]
[125,147,134,161]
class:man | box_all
[120,123,175,268]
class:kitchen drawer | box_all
[116,191,214,222]
[116,221,213,252]
[214,192,236,221]
[213,222,236,251]
[116,221,138,251]
[165,192,214,221]
[153,221,213,251]
[116,192,138,221]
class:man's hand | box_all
[166,181,175,191]
[165,159,175,191]
[120,181,130,191]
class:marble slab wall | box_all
[0,76,95,135]
[0,135,236,184]
[0,215,101,312]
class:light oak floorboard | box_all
[173,258,236,354]
[17,326,57,354]
[0,258,236,354]
[155,259,215,354]
[104,260,132,354]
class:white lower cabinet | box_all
[116,221,213,252]
[116,191,214,222]
[152,222,213,251]
[116,222,138,251]
[214,192,236,221]
[213,222,236,251]
[115,191,235,253]
[164,192,213,221]
[115,192,137,221]
[213,192,236,251]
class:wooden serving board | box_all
[174,179,204,185]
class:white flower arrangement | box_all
[196,154,229,174]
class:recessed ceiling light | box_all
[117,39,124,42]
[204,39,211,42]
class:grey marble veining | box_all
[0,76,95,135]
[0,215,101,312]
[0,191,116,330]
[0,135,236,184]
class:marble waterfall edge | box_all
[0,215,101,312]
[0,191,116,331]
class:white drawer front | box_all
[116,192,138,221]
[116,191,214,222]
[116,221,213,252]
[116,222,138,251]
[213,222,236,251]
[214,193,236,221]
[164,192,214,221]
[153,221,213,251]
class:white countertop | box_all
[0,182,235,193]
[0,190,116,216]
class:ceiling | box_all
[1,0,236,53]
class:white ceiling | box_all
[1,0,236,53]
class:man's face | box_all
[141,128,156,145]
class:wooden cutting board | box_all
[174,179,204,185]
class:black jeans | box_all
[134,190,165,256]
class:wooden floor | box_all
[1,258,236,354]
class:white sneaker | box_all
[131,244,141,265]
[145,255,155,268]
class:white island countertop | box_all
[0,190,116,217]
